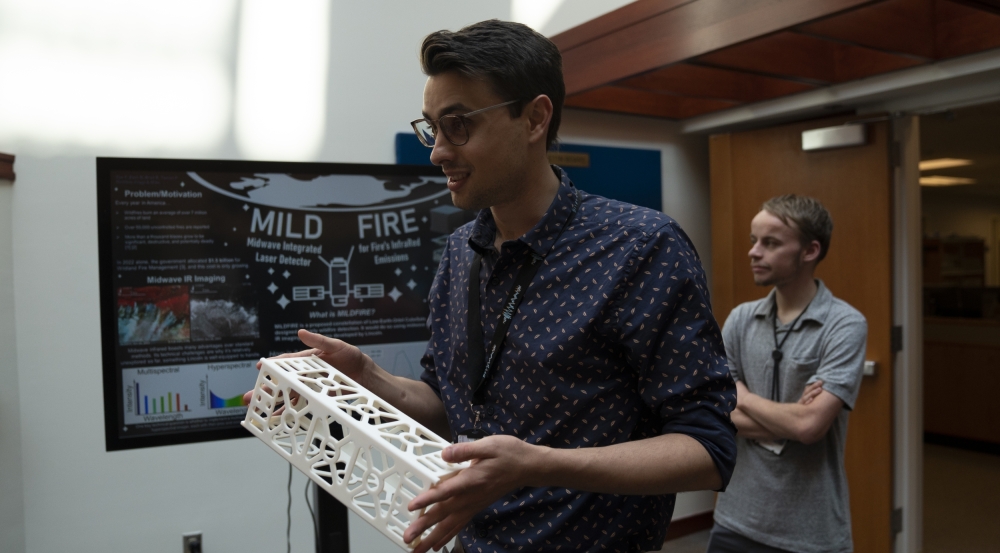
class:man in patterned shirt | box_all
[260,20,736,553]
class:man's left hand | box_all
[403,435,535,553]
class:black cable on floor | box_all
[305,479,319,549]
[287,464,293,553]
[283,455,320,552]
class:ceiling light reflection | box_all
[918,158,973,171]
[0,36,229,152]
[234,1,331,161]
[0,0,234,153]
[919,176,977,186]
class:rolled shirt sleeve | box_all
[806,312,868,410]
[607,221,738,490]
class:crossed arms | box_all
[731,379,844,445]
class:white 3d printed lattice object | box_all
[242,356,467,550]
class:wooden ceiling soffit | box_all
[949,0,1000,15]
[554,0,880,95]
[0,153,14,182]
[552,0,695,51]
[934,0,1000,59]
[618,63,816,103]
[695,31,925,84]
[796,0,935,59]
[565,86,738,119]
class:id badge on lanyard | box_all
[458,191,580,444]
[458,252,541,443]
[456,415,489,443]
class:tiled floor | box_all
[656,529,710,553]
[923,444,1000,553]
[654,444,1000,553]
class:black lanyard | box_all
[467,252,541,405]
[770,295,812,401]
[466,193,580,406]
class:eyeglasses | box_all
[410,99,518,147]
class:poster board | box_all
[98,158,464,451]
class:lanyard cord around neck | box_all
[770,294,813,401]
[466,191,581,406]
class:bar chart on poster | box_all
[98,158,462,450]
[121,360,257,423]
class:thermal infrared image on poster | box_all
[117,285,191,345]
[190,298,259,341]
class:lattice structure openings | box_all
[243,356,466,549]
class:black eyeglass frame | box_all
[410,99,519,147]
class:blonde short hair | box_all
[761,195,833,261]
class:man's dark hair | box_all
[762,194,834,261]
[420,19,564,150]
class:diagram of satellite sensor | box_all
[291,246,384,307]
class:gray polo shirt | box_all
[714,280,867,553]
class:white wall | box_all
[0,176,26,553]
[560,109,713,279]
[0,2,717,552]
[512,0,635,36]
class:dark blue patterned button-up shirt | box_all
[421,167,736,552]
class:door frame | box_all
[892,115,923,553]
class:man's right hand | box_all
[243,328,451,438]
[243,329,374,406]
[271,329,372,381]
[798,381,824,405]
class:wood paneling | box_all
[618,63,816,103]
[934,0,1000,59]
[550,0,694,52]
[565,86,738,119]
[797,0,936,59]
[708,134,735,318]
[560,0,878,95]
[949,0,1000,15]
[830,33,929,80]
[556,0,1000,121]
[696,31,925,84]
[663,511,714,542]
[924,339,1000,443]
[697,32,833,83]
[710,117,894,553]
[0,153,14,182]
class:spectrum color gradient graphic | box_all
[209,391,245,409]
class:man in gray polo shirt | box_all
[708,195,867,553]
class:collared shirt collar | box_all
[752,279,834,329]
[467,165,579,257]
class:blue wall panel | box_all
[395,133,662,211]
